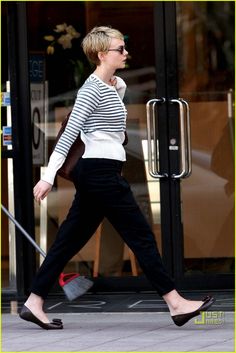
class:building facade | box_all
[1,1,235,298]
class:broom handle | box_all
[1,204,46,258]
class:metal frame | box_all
[6,2,36,297]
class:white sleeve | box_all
[41,151,65,185]
[115,76,127,100]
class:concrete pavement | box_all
[1,311,234,352]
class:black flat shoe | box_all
[19,305,63,330]
[171,296,215,327]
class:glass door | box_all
[176,1,234,287]
[152,1,234,290]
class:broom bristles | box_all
[62,276,93,301]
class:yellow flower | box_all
[44,23,80,54]
[46,45,55,55]
[66,25,80,39]
[44,35,55,41]
[54,23,67,33]
[57,34,73,49]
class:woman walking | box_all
[20,26,215,330]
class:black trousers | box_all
[31,158,175,298]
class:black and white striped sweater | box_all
[42,74,127,185]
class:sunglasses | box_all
[108,45,127,54]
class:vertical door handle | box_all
[180,98,192,177]
[170,98,192,179]
[227,89,234,154]
[146,98,167,178]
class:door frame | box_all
[4,2,36,297]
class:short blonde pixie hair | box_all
[82,26,124,65]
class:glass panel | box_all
[176,2,234,274]
[26,1,161,281]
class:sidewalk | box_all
[2,311,234,352]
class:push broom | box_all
[1,204,93,301]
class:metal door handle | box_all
[180,98,192,177]
[227,89,234,154]
[170,98,192,178]
[146,98,167,178]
